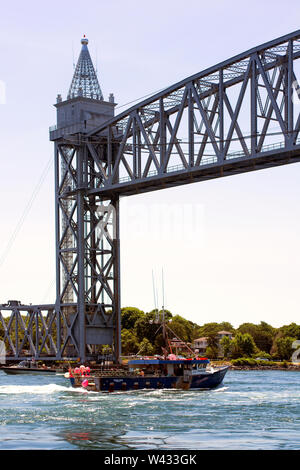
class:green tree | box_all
[121,307,145,330]
[196,322,220,338]
[278,323,300,339]
[138,338,154,356]
[168,315,194,344]
[194,322,235,341]
[220,335,232,358]
[217,322,235,333]
[231,332,257,358]
[205,345,219,359]
[242,333,257,356]
[271,323,300,357]
[134,315,158,344]
[200,332,219,359]
[275,336,296,360]
[121,329,140,355]
[237,322,275,353]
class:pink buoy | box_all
[82,379,89,388]
[167,354,177,360]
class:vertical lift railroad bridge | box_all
[1,30,300,363]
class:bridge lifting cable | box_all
[115,85,174,112]
[0,156,53,268]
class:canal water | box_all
[0,369,299,450]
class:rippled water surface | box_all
[0,369,299,449]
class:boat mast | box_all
[152,269,159,323]
[161,268,172,357]
[152,268,194,358]
[161,268,167,348]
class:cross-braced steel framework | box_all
[2,30,300,362]
[54,142,121,361]
[85,30,300,198]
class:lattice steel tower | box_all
[67,35,104,101]
[50,36,121,362]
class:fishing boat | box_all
[66,317,229,392]
[2,360,57,375]
[66,271,230,392]
[67,357,229,392]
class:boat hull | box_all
[70,366,230,392]
[190,366,229,389]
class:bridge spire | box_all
[67,35,104,101]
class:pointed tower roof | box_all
[67,36,104,101]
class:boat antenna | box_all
[162,268,165,319]
[161,267,171,357]
[156,275,159,323]
[152,269,157,321]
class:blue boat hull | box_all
[190,366,229,389]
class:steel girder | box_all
[80,30,300,199]
[0,304,58,360]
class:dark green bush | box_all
[231,357,277,367]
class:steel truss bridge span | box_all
[2,30,300,362]
[81,29,300,198]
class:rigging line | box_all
[115,85,174,111]
[152,269,157,314]
[0,156,53,268]
[152,268,160,323]
[41,277,56,304]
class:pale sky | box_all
[0,0,300,328]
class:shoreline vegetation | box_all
[118,307,300,369]
[211,359,300,371]
[1,306,300,370]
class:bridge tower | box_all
[50,36,121,362]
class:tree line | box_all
[1,307,299,361]
[121,307,300,361]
